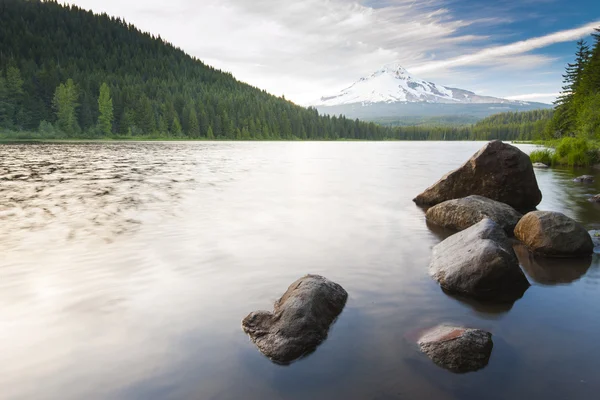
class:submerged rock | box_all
[242,275,347,364]
[418,325,493,373]
[430,219,530,301]
[533,162,549,169]
[514,211,593,258]
[426,195,522,234]
[573,175,595,183]
[413,140,542,212]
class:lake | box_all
[1,141,599,400]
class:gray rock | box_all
[414,140,542,212]
[430,219,530,301]
[514,211,594,258]
[573,175,595,183]
[589,194,600,203]
[426,195,522,234]
[533,162,549,169]
[418,325,493,373]
[242,275,348,364]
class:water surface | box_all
[1,142,599,400]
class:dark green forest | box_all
[0,0,551,141]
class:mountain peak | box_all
[315,64,526,107]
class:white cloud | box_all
[410,21,600,74]
[505,92,560,103]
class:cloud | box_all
[410,21,600,73]
[505,92,560,102]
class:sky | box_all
[64,0,600,105]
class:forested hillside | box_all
[0,0,396,140]
[0,0,551,141]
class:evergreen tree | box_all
[97,83,114,135]
[549,40,591,137]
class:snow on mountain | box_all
[315,63,528,107]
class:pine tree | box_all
[550,40,591,137]
[207,125,215,139]
[97,83,114,135]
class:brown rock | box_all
[242,275,347,364]
[414,140,542,212]
[514,211,594,258]
[426,195,522,234]
[418,325,493,373]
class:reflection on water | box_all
[514,244,592,285]
[1,141,600,400]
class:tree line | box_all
[0,0,551,141]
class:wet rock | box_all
[514,211,593,258]
[588,194,600,203]
[430,219,530,301]
[514,244,592,285]
[533,162,549,169]
[414,140,542,212]
[426,195,522,234]
[573,175,595,183]
[418,325,493,373]
[242,274,347,364]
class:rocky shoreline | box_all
[242,140,597,372]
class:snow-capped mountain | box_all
[315,64,527,107]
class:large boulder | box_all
[430,219,530,301]
[426,195,522,234]
[414,140,542,212]
[418,325,493,373]
[242,275,347,364]
[514,211,594,258]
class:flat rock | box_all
[573,175,595,183]
[242,275,347,364]
[418,325,493,373]
[426,195,522,234]
[430,219,530,301]
[414,140,542,212]
[533,162,549,169]
[514,211,593,258]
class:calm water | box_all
[1,142,599,400]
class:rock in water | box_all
[242,275,348,364]
[514,211,594,257]
[589,194,600,203]
[413,140,542,212]
[533,162,549,169]
[418,325,493,373]
[426,195,522,234]
[430,219,530,301]
[573,175,595,183]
